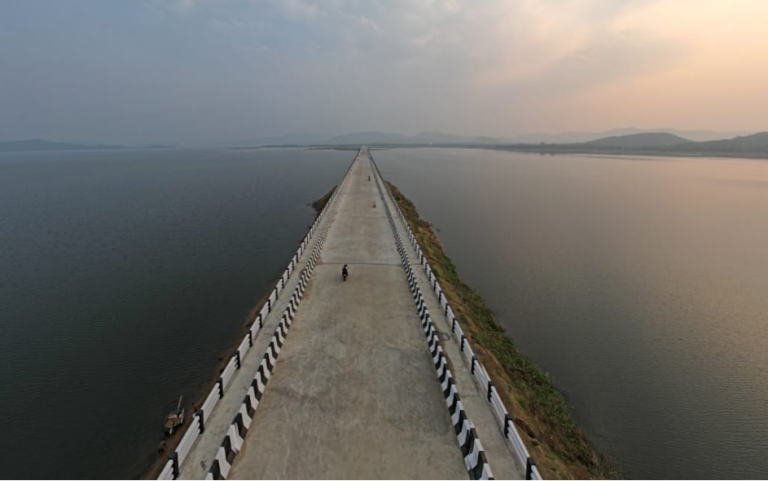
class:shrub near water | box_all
[311,186,336,213]
[386,181,617,480]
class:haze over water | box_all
[376,148,768,479]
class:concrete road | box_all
[228,153,469,479]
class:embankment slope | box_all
[387,181,618,480]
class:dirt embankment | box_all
[386,181,619,480]
[311,185,336,213]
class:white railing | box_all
[203,150,356,481]
[369,152,493,480]
[159,152,357,480]
[200,383,220,415]
[236,337,250,359]
[158,460,174,480]
[220,358,237,388]
[175,415,201,464]
[369,153,542,480]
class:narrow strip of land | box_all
[228,153,468,479]
[379,170,524,479]
[177,185,338,480]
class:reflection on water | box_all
[376,148,768,479]
[0,148,351,479]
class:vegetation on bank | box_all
[311,186,336,213]
[386,181,618,480]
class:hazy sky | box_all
[1,0,767,145]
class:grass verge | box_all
[311,186,337,213]
[386,181,618,480]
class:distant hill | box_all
[323,131,501,146]
[215,133,330,148]
[412,131,466,143]
[0,139,176,152]
[218,130,502,148]
[472,136,501,145]
[501,131,768,157]
[326,129,748,146]
[411,131,501,144]
[0,139,111,152]
[324,131,414,145]
[656,128,752,142]
[504,128,750,144]
[214,128,751,149]
[584,132,692,149]
[670,132,768,153]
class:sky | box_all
[1,0,767,146]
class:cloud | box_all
[132,0,768,136]
[144,0,201,14]
[5,0,767,144]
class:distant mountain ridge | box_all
[0,139,117,152]
[671,132,768,152]
[217,128,750,148]
[218,130,503,148]
[324,131,413,145]
[504,132,768,155]
[583,132,692,148]
[215,133,330,149]
[321,131,502,146]
[0,139,175,153]
[5,129,762,153]
[505,128,750,144]
[304,130,768,155]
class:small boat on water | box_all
[164,396,185,435]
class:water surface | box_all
[0,148,351,479]
[376,148,768,479]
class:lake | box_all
[0,148,351,479]
[375,148,768,479]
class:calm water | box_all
[0,148,351,479]
[376,148,768,479]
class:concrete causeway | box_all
[177,149,523,479]
[230,151,469,479]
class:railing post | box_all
[170,452,180,479]
[526,457,536,480]
[233,351,241,370]
[504,414,512,438]
[487,381,494,401]
[196,409,205,433]
[217,377,224,398]
[471,355,477,375]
